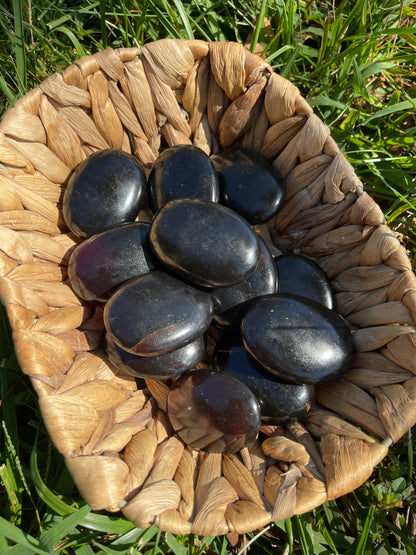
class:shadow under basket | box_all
[1,39,416,536]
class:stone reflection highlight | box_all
[167,369,261,453]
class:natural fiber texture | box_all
[1,39,416,536]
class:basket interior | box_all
[1,38,416,536]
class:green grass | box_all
[1,0,416,552]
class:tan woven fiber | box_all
[1,39,416,536]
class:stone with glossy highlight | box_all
[167,368,261,453]
[68,222,156,302]
[214,337,314,424]
[150,198,260,287]
[104,270,214,356]
[148,144,219,212]
[211,147,285,225]
[106,333,205,379]
[242,293,354,384]
[275,253,335,309]
[63,149,147,238]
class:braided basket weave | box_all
[1,39,416,536]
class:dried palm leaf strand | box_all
[219,75,268,148]
[57,105,110,151]
[225,500,271,534]
[192,476,238,536]
[38,96,84,170]
[209,41,246,101]
[381,331,416,374]
[182,56,210,133]
[315,379,387,438]
[336,288,388,317]
[40,72,91,108]
[0,132,35,172]
[88,71,124,150]
[142,39,194,89]
[122,479,181,529]
[320,434,388,499]
[66,454,130,511]
[222,454,265,508]
[1,107,46,143]
[370,384,416,443]
[5,137,71,184]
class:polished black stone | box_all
[211,237,277,328]
[214,338,314,424]
[275,253,335,310]
[104,270,214,356]
[149,198,260,288]
[105,333,205,379]
[167,368,261,453]
[241,293,354,384]
[68,222,157,302]
[211,147,285,225]
[63,149,147,237]
[148,144,219,212]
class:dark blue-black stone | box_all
[241,293,354,384]
[167,368,261,453]
[211,147,285,225]
[214,337,314,424]
[148,144,219,212]
[103,270,214,356]
[211,237,277,328]
[275,253,335,310]
[68,222,157,302]
[63,149,147,238]
[149,198,260,288]
[105,333,205,380]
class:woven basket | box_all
[1,39,416,536]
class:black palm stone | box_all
[63,149,147,237]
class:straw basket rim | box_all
[1,38,416,536]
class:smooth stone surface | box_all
[148,144,219,212]
[150,198,260,287]
[63,149,147,237]
[275,253,335,310]
[241,293,354,384]
[167,368,261,453]
[104,270,214,356]
[214,338,314,424]
[68,222,157,302]
[211,237,277,328]
[105,333,205,379]
[211,147,285,225]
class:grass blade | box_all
[12,0,26,93]
[0,517,46,554]
[250,0,268,53]
[362,100,416,125]
[355,505,375,555]
[38,505,91,552]
[100,0,108,48]
[170,0,194,40]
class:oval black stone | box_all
[68,222,157,302]
[63,149,147,237]
[104,270,214,356]
[149,198,260,287]
[211,237,277,328]
[105,333,205,380]
[167,368,261,453]
[214,337,314,424]
[275,253,335,310]
[241,293,354,384]
[211,147,285,225]
[148,144,219,212]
